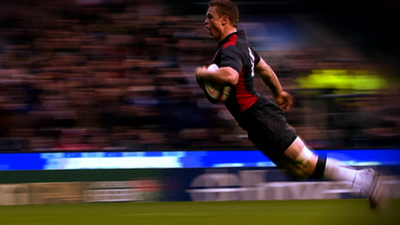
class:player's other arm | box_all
[255,57,293,111]
[195,66,239,86]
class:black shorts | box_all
[238,97,297,162]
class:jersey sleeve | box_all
[220,45,261,74]
[219,47,243,74]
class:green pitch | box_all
[1,199,399,225]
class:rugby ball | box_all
[200,64,231,104]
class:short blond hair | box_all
[209,0,239,28]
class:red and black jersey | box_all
[211,31,261,120]
[211,31,297,160]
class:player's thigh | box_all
[280,136,304,160]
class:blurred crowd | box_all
[0,0,399,152]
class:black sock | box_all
[309,154,327,179]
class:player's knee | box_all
[280,147,318,180]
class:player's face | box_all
[204,6,223,40]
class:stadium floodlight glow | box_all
[295,69,388,93]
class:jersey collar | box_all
[218,30,245,47]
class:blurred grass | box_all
[0,199,399,225]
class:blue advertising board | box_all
[1,149,399,171]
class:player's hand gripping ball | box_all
[199,64,231,104]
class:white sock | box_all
[321,157,374,192]
[323,158,358,183]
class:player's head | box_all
[205,0,239,40]
[209,0,239,28]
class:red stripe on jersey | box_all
[222,35,238,50]
[236,68,258,112]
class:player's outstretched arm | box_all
[255,58,293,111]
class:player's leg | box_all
[278,136,364,183]
[277,136,384,208]
[244,98,384,208]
